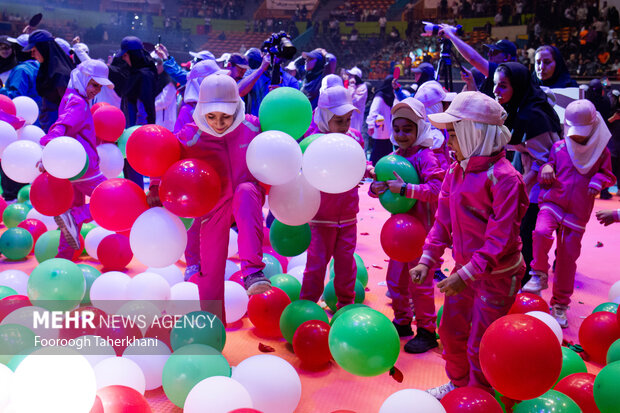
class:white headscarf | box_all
[68,68,89,98]
[192,74,246,137]
[314,107,334,133]
[565,112,611,174]
[454,119,512,169]
[391,105,434,149]
[68,60,113,100]
[420,101,445,150]
[320,74,344,93]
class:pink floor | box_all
[2,183,619,412]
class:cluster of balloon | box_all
[380,213,426,262]
[374,154,420,214]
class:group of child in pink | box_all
[38,56,620,401]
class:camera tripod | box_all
[435,38,454,92]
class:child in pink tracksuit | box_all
[524,99,616,327]
[411,92,529,399]
[369,97,445,354]
[39,60,114,259]
[169,73,269,319]
[300,86,364,309]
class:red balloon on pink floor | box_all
[97,233,132,271]
[58,306,108,340]
[159,158,221,218]
[93,105,126,142]
[98,316,143,355]
[440,386,503,413]
[293,319,331,369]
[247,287,291,337]
[508,292,550,314]
[554,373,599,413]
[579,311,620,364]
[380,213,426,262]
[0,295,31,323]
[263,246,288,272]
[18,218,47,251]
[89,178,149,232]
[126,124,181,177]
[30,173,74,216]
[90,102,110,116]
[96,385,151,413]
[0,95,16,115]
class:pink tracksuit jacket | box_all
[177,115,265,321]
[419,151,529,393]
[40,88,106,259]
[531,140,615,307]
[300,128,364,308]
[369,145,445,330]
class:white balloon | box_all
[302,133,366,194]
[146,265,184,287]
[246,130,302,185]
[286,265,305,284]
[125,272,171,309]
[379,389,446,413]
[1,140,42,183]
[129,207,187,268]
[0,120,17,157]
[225,260,240,280]
[89,271,130,314]
[13,96,39,125]
[17,124,45,143]
[0,269,29,295]
[609,280,620,301]
[613,295,620,305]
[84,226,114,259]
[166,282,201,316]
[0,363,12,411]
[1,306,58,340]
[26,208,57,230]
[11,347,96,413]
[97,143,124,179]
[287,251,307,270]
[41,136,87,179]
[68,335,116,368]
[526,311,563,344]
[94,356,146,395]
[184,376,253,413]
[269,171,320,226]
[224,280,249,323]
[228,228,238,257]
[232,355,301,413]
[123,338,171,391]
[116,300,162,334]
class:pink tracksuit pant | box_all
[387,259,436,331]
[57,172,106,260]
[185,219,200,267]
[530,207,583,307]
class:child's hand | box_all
[368,167,376,180]
[596,209,618,226]
[540,164,555,185]
[146,185,162,208]
[370,181,388,195]
[409,264,429,284]
[437,273,466,296]
[386,171,406,194]
[588,187,600,197]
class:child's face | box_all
[569,134,590,145]
[493,70,514,105]
[86,79,103,100]
[206,111,234,134]
[328,111,352,134]
[392,118,418,150]
[446,123,464,162]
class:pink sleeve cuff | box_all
[419,253,435,268]
[456,263,476,284]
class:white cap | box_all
[7,34,29,48]
[284,61,297,71]
[317,86,359,116]
[55,38,71,55]
[72,42,89,55]
[415,80,456,107]
[197,73,240,115]
[79,59,113,87]
[189,50,216,61]
[188,59,229,81]
[216,52,231,63]
[347,66,362,78]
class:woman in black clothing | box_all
[533,45,578,89]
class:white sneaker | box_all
[54,211,80,250]
[551,304,568,328]
[426,382,456,400]
[522,271,548,295]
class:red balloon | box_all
[90,178,149,232]
[96,385,151,413]
[292,319,331,369]
[144,316,172,350]
[97,315,143,355]
[126,124,181,177]
[508,293,550,314]
[58,306,109,340]
[554,373,599,413]
[18,218,47,251]
[440,386,503,413]
[0,196,7,220]
[0,295,31,323]
[479,314,562,400]
[259,181,271,195]
[247,287,291,337]
[159,158,221,218]
[97,233,133,271]
[93,105,126,142]
[380,213,426,262]
[0,95,16,115]
[90,102,110,116]
[30,173,74,216]
[263,246,288,272]
[578,311,620,364]
[229,410,264,413]
[89,395,104,413]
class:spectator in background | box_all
[533,45,578,88]
[151,53,176,132]
[302,49,327,109]
[0,36,17,85]
[366,75,395,165]
[345,66,368,132]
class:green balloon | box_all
[595,360,620,412]
[17,185,30,203]
[323,279,366,312]
[162,344,231,408]
[0,286,17,299]
[170,311,226,352]
[514,390,581,413]
[78,264,102,305]
[80,222,97,239]
[495,390,508,413]
[329,253,368,287]
[328,307,400,376]
[330,303,368,326]
[69,156,89,181]
[279,300,328,344]
[299,133,323,153]
[180,217,194,231]
[375,154,420,214]
[270,273,301,301]
[262,253,283,278]
[593,302,618,314]
[607,339,620,365]
[34,230,61,263]
[556,346,587,385]
[436,305,443,338]
[2,203,30,228]
[27,258,86,311]
[269,219,311,257]
[117,125,141,158]
[0,227,33,260]
[0,324,36,365]
[258,87,312,139]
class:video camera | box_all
[262,31,297,60]
[422,22,464,37]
